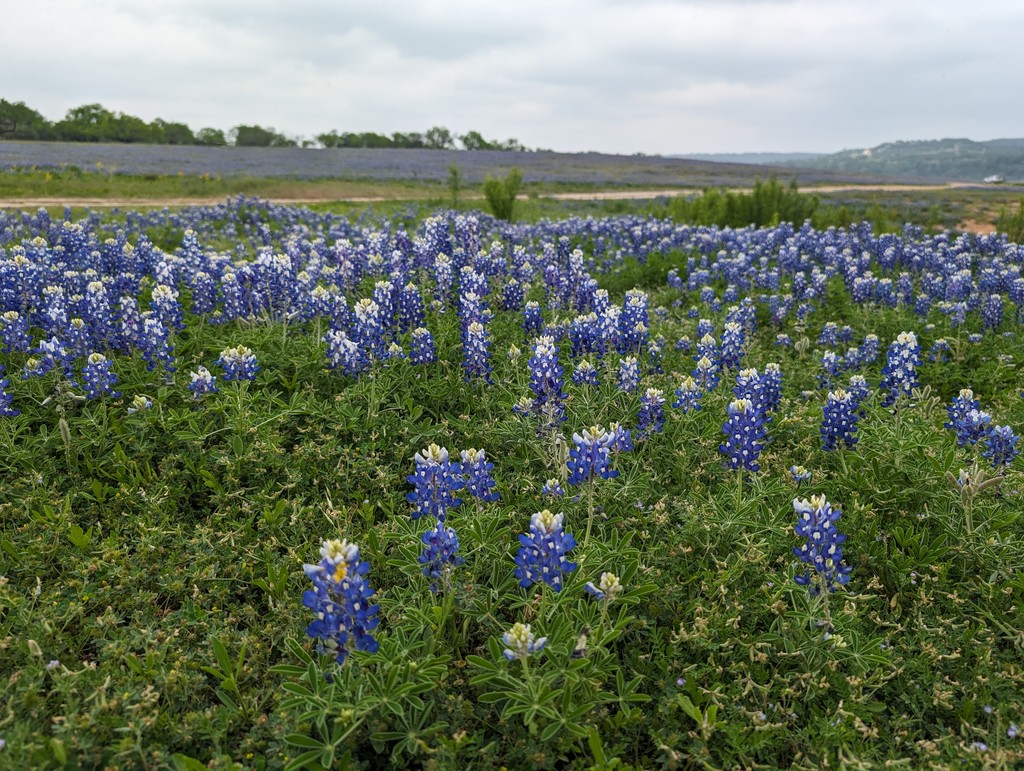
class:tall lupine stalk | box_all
[880,331,921,408]
[302,538,380,665]
[792,495,852,628]
[720,398,766,500]
[566,425,619,549]
[526,335,567,437]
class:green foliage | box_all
[232,124,296,148]
[447,162,462,208]
[1,203,1023,769]
[483,167,523,221]
[670,177,819,227]
[996,197,1024,242]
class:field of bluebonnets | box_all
[1,196,1023,769]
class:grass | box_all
[0,199,1022,768]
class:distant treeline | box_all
[0,99,535,151]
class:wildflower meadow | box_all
[0,198,1022,768]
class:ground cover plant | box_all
[0,198,1023,768]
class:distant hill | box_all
[778,138,1024,182]
[672,152,825,165]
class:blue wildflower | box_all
[789,465,811,485]
[983,425,1019,468]
[879,332,920,407]
[673,376,703,414]
[585,571,623,601]
[637,388,666,439]
[81,353,120,399]
[720,398,766,472]
[0,366,19,417]
[188,366,219,401]
[572,359,600,387]
[418,521,464,593]
[793,495,852,595]
[302,538,380,666]
[460,448,500,502]
[618,355,640,394]
[821,389,860,451]
[502,622,547,661]
[514,509,577,592]
[217,345,259,382]
[567,425,619,486]
[406,444,463,522]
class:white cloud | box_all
[2,0,1022,153]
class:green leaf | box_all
[285,733,326,749]
[171,753,209,771]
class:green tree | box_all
[483,167,523,221]
[0,99,51,139]
[150,119,196,145]
[461,130,497,151]
[54,103,114,142]
[425,126,455,149]
[195,127,228,146]
[232,125,295,147]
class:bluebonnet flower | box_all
[793,495,852,595]
[324,329,370,379]
[879,332,920,407]
[150,284,185,331]
[585,571,623,601]
[821,389,860,451]
[188,366,218,400]
[460,448,500,502]
[775,333,792,347]
[860,334,880,365]
[567,426,619,486]
[572,359,599,387]
[463,320,493,383]
[81,353,120,399]
[409,327,436,366]
[523,301,543,338]
[502,622,547,661]
[847,375,870,409]
[819,350,842,390]
[0,311,31,353]
[983,425,1019,468]
[140,317,176,373]
[217,345,259,382]
[618,355,640,394]
[353,298,386,361]
[945,389,979,432]
[637,388,666,439]
[397,283,426,332]
[952,409,992,448]
[692,355,720,392]
[673,376,703,413]
[696,318,715,339]
[541,478,564,497]
[719,398,766,472]
[789,465,811,485]
[407,444,463,521]
[127,395,153,414]
[303,538,380,666]
[527,336,567,429]
[981,294,1003,331]
[0,366,19,417]
[607,422,634,454]
[761,363,784,415]
[928,338,951,363]
[675,335,692,353]
[418,521,464,593]
[720,322,745,370]
[514,509,577,592]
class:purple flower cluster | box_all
[302,538,380,665]
[514,509,577,592]
[793,495,852,595]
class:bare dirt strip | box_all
[0,183,981,210]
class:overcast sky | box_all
[4,0,1022,156]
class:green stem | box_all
[584,474,596,550]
